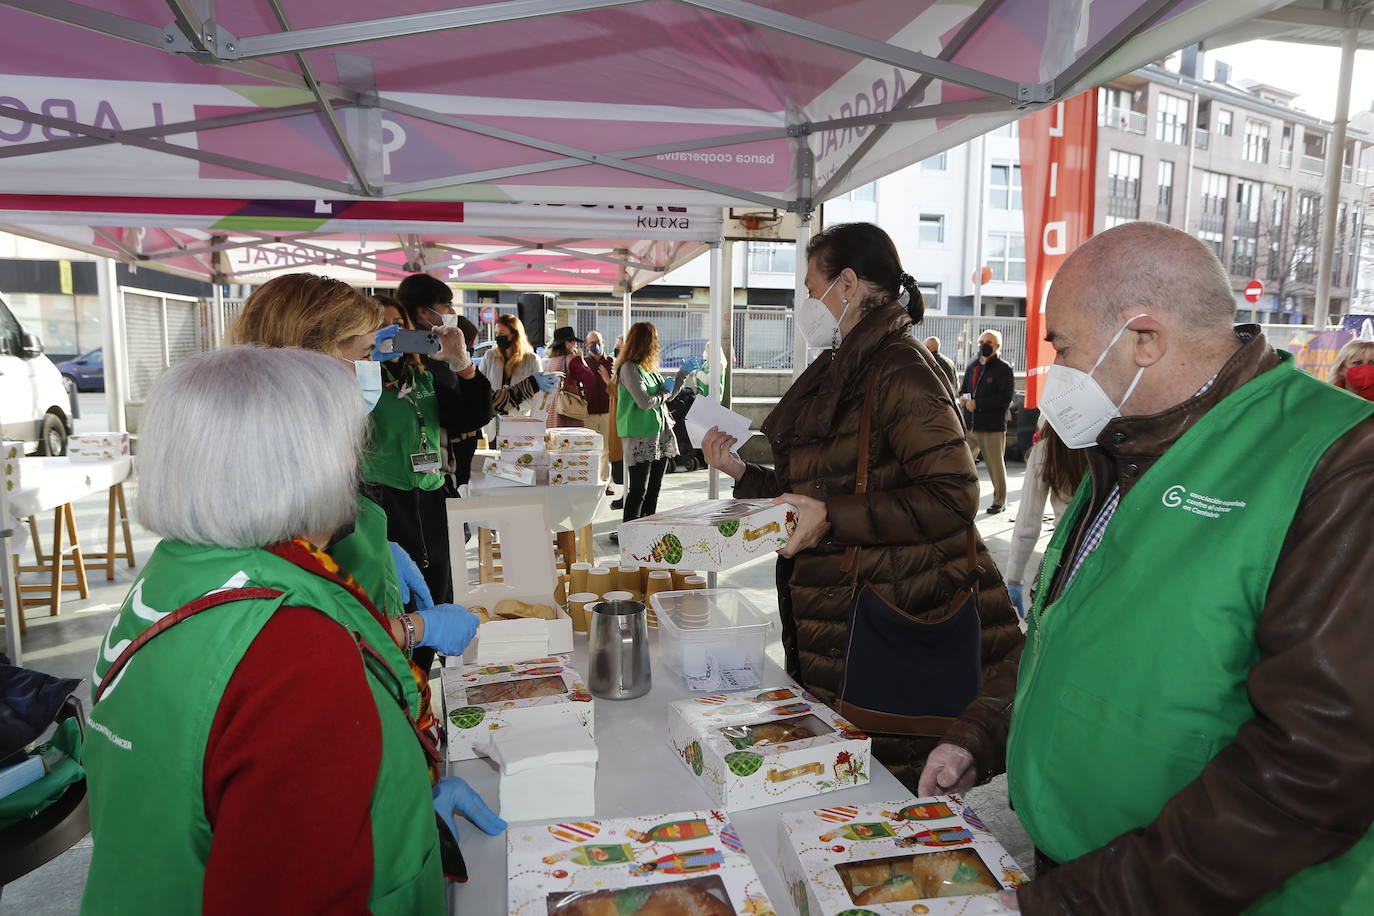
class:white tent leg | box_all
[97,257,128,433]
[212,283,225,348]
[621,289,631,343]
[1314,23,1359,329]
[708,242,724,503]
[1,479,20,664]
[791,220,813,379]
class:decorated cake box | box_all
[508,809,778,916]
[550,467,595,486]
[778,796,1028,915]
[619,499,797,572]
[547,426,604,452]
[668,686,871,812]
[442,654,593,761]
[549,451,598,472]
[1,442,41,492]
[484,458,537,485]
[68,432,131,461]
[503,448,550,468]
[496,416,548,450]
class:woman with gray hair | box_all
[81,347,503,916]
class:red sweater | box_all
[202,607,381,914]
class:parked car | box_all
[0,292,72,455]
[57,347,104,393]
[660,338,708,370]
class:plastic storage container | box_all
[650,589,773,691]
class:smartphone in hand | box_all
[378,329,441,355]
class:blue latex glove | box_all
[433,776,506,841]
[661,376,676,394]
[533,371,559,393]
[681,356,706,374]
[1007,583,1025,619]
[388,542,434,611]
[417,604,481,656]
[371,324,405,361]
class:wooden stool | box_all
[12,503,89,620]
[81,482,136,580]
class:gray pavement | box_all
[2,428,1044,912]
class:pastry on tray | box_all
[550,881,731,915]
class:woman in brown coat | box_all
[703,223,1022,789]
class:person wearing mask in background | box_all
[1003,424,1087,619]
[81,348,503,916]
[919,222,1374,914]
[612,321,702,540]
[958,329,1015,514]
[543,326,598,429]
[583,330,616,493]
[1329,336,1374,402]
[701,223,1019,791]
[480,314,544,416]
[925,335,958,388]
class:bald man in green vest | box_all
[919,222,1374,914]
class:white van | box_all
[0,291,72,455]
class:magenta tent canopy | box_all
[0,0,1289,213]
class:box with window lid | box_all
[495,416,548,450]
[507,809,778,916]
[484,457,538,485]
[441,654,593,762]
[618,499,797,572]
[667,685,871,812]
[778,796,1028,915]
[68,432,131,461]
[548,450,598,473]
[547,427,603,452]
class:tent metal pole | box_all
[97,257,128,434]
[708,241,724,502]
[719,240,734,409]
[972,135,987,318]
[1,0,168,49]
[791,218,812,378]
[1314,18,1360,329]
[212,282,225,348]
[1051,0,1187,94]
[621,289,631,340]
[1,476,21,664]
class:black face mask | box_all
[496,334,512,350]
[979,343,995,358]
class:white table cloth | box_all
[7,456,133,520]
[467,471,606,532]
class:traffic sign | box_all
[1244,280,1264,304]
[480,306,497,324]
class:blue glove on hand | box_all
[1007,583,1025,619]
[371,324,405,361]
[534,371,559,393]
[433,776,506,842]
[661,376,676,394]
[388,542,434,611]
[681,356,706,374]
[417,604,481,656]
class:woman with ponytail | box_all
[701,222,1021,791]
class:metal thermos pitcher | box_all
[587,599,652,700]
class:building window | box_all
[922,152,947,170]
[1098,86,1145,133]
[748,241,796,273]
[1301,130,1326,174]
[1106,150,1142,227]
[1157,161,1175,223]
[918,214,945,244]
[1243,120,1271,164]
[917,283,942,311]
[1279,125,1294,168]
[1231,179,1260,277]
[1267,187,1288,283]
[1198,170,1228,258]
[1294,192,1321,283]
[986,232,1026,282]
[989,164,1022,210]
[836,182,876,202]
[1216,108,1233,136]
[1156,93,1190,145]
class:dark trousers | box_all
[368,483,454,606]
[623,458,668,522]
[449,437,479,489]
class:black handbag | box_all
[834,366,984,738]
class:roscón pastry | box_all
[556,882,730,916]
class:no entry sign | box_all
[1244,280,1264,304]
[480,306,497,324]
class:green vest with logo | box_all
[616,364,666,438]
[362,367,445,492]
[81,540,443,916]
[331,493,404,616]
[1007,355,1374,913]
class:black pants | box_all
[448,437,479,489]
[368,483,454,606]
[623,458,668,523]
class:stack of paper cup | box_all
[678,589,711,629]
[600,590,634,605]
[670,569,696,589]
[567,592,599,633]
[682,575,707,590]
[557,573,571,606]
[617,564,641,601]
[570,562,592,596]
[587,566,612,597]
[643,570,673,626]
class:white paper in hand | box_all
[685,395,752,453]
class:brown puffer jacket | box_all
[734,301,1023,789]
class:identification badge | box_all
[410,450,441,473]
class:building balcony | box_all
[1194,129,1209,150]
[1300,155,1324,175]
[1102,108,1147,134]
[1278,150,1293,168]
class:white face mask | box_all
[354,359,382,412]
[1039,313,1149,449]
[796,278,852,349]
[439,312,459,329]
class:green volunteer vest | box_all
[361,368,445,492]
[81,540,443,916]
[1007,355,1374,913]
[616,364,666,437]
[331,493,404,616]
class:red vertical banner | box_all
[1019,92,1099,408]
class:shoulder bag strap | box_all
[92,587,284,704]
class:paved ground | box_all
[2,410,1044,911]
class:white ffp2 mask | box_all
[1038,314,1149,449]
[796,278,852,349]
[439,313,459,329]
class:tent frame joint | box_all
[163,19,239,58]
[1019,81,1055,104]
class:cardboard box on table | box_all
[507,809,778,916]
[441,653,593,761]
[547,427,603,452]
[503,448,550,468]
[778,796,1028,915]
[68,432,131,461]
[668,685,871,812]
[549,468,595,486]
[548,451,598,472]
[1,442,41,491]
[483,458,538,486]
[495,416,548,450]
[619,499,797,572]
[446,492,573,664]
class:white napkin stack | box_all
[490,717,598,822]
[470,618,550,666]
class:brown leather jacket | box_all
[944,327,1374,913]
[734,302,1022,789]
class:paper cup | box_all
[557,573,571,605]
[617,564,641,598]
[670,569,696,589]
[587,567,612,594]
[601,590,634,603]
[570,562,592,595]
[567,592,599,633]
[682,575,707,590]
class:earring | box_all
[842,298,849,305]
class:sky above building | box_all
[1199,41,1374,121]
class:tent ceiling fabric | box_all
[0,0,1292,210]
[1200,0,1374,51]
